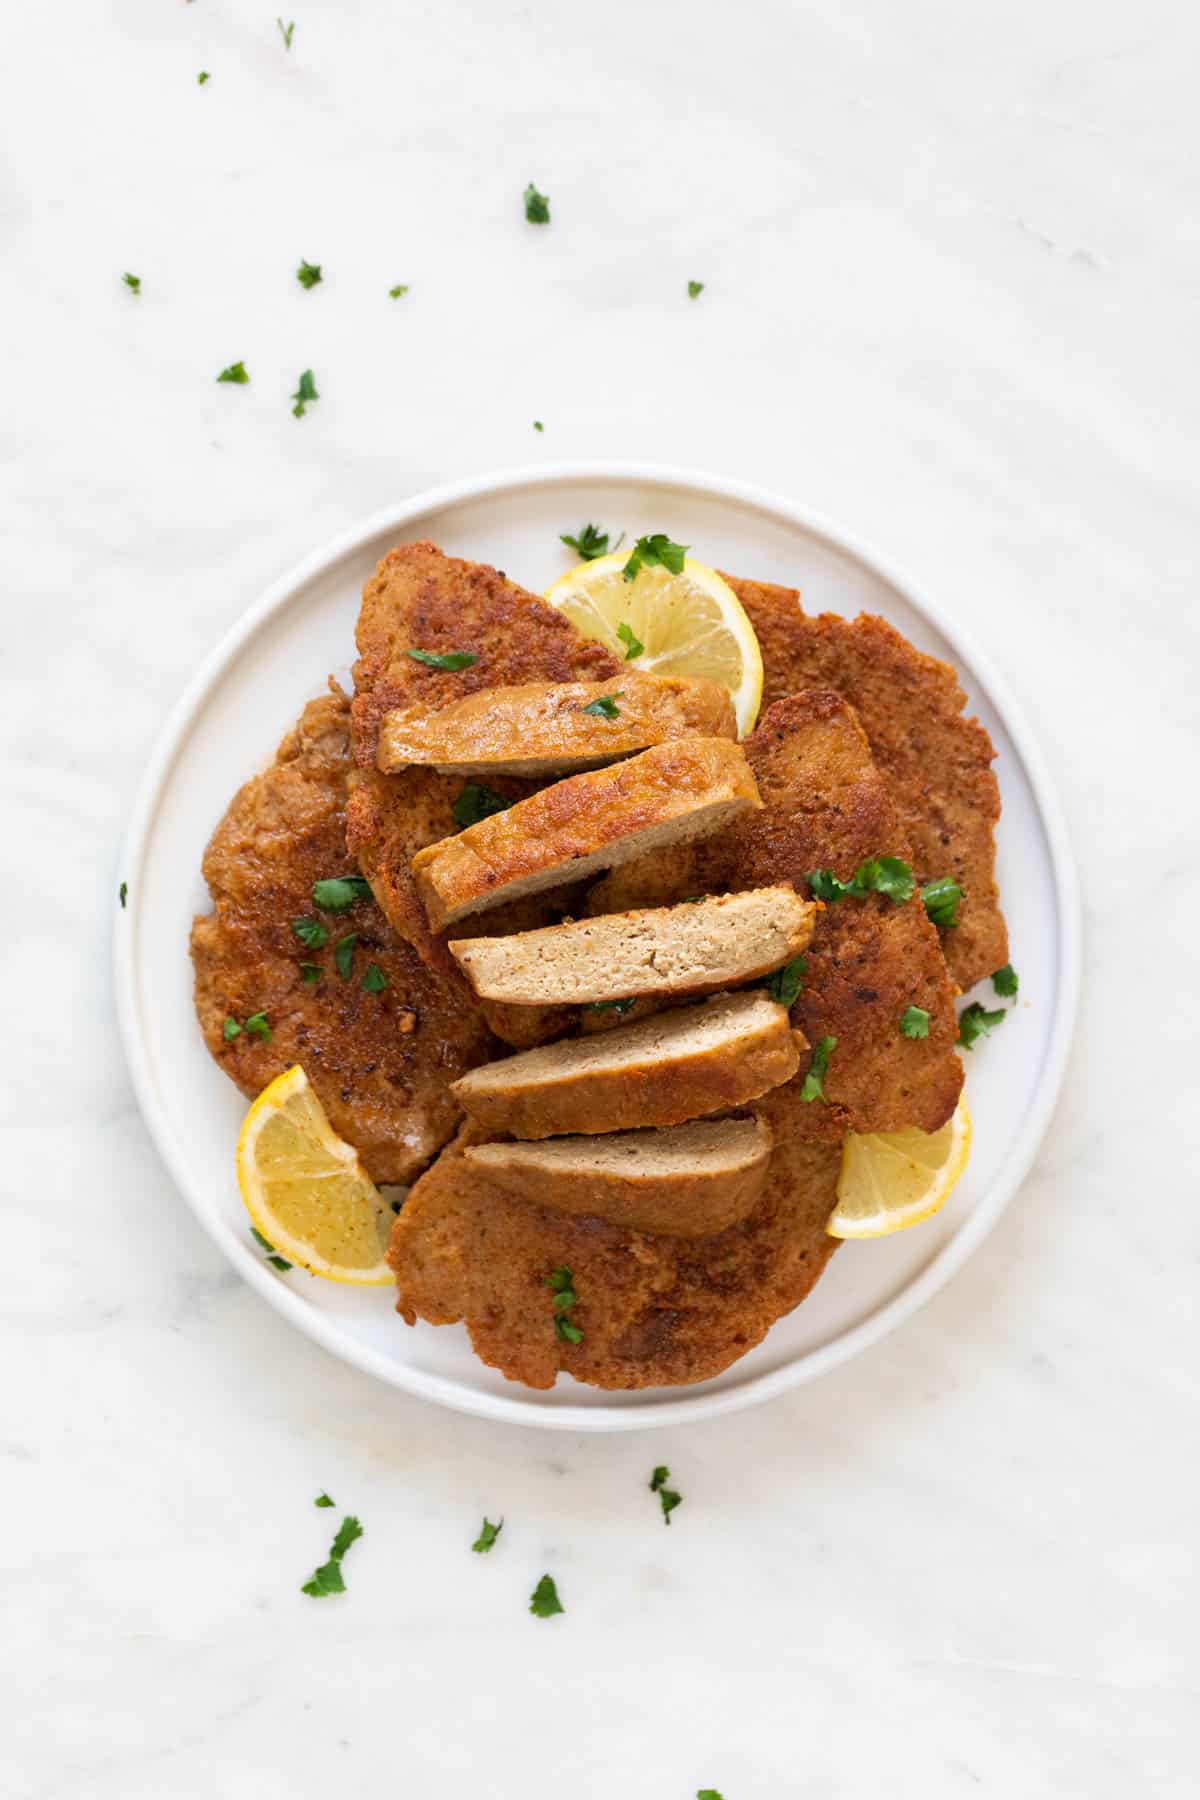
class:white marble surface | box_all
[3,1,1198,1793]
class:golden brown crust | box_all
[590,691,964,1139]
[190,691,496,1185]
[388,1107,841,1389]
[412,737,761,932]
[727,575,1007,989]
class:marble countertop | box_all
[5,2,1198,1794]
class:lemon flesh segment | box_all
[828,1098,972,1239]
[236,1066,393,1283]
[544,553,764,738]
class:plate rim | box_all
[114,460,1082,1433]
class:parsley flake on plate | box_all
[957,1002,1005,1050]
[899,1005,930,1039]
[472,1517,503,1553]
[122,272,141,296]
[808,856,914,906]
[546,1265,583,1342]
[291,915,328,949]
[992,962,1019,997]
[277,18,295,49]
[453,783,513,829]
[301,1515,363,1598]
[250,1226,291,1271]
[296,259,322,290]
[119,881,128,908]
[616,621,644,660]
[291,368,319,417]
[580,692,622,718]
[311,875,371,912]
[523,182,550,224]
[697,1791,725,1799]
[360,962,388,993]
[560,523,621,561]
[197,70,210,85]
[622,533,688,582]
[533,419,544,432]
[244,1012,271,1041]
[389,283,410,299]
[223,1017,241,1041]
[298,962,321,984]
[764,956,806,1007]
[217,361,249,384]
[800,1035,835,1103]
[529,1573,564,1617]
[334,934,357,981]
[687,279,705,299]
[405,647,479,671]
[921,875,962,928]
[315,1492,334,1508]
[649,1465,682,1524]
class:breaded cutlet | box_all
[389,1100,841,1390]
[590,690,964,1141]
[190,689,495,1185]
[725,574,1007,990]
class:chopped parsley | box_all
[277,18,295,49]
[649,1465,682,1525]
[580,692,622,718]
[217,361,249,384]
[296,259,322,290]
[122,272,141,296]
[405,647,479,671]
[334,934,358,981]
[992,963,1019,998]
[622,533,689,582]
[119,881,128,908]
[311,875,372,912]
[697,1791,725,1799]
[453,783,513,829]
[301,1514,363,1598]
[223,1017,241,1041]
[533,419,544,432]
[389,283,410,299]
[472,1517,503,1553]
[244,1012,271,1041]
[585,997,635,1015]
[616,621,644,660]
[529,1573,564,1617]
[899,1005,930,1039]
[291,368,319,417]
[546,1265,583,1342]
[800,1034,835,1103]
[687,280,704,299]
[922,875,963,928]
[808,856,914,906]
[251,1225,291,1271]
[560,523,620,561]
[298,962,321,984]
[197,70,210,85]
[360,962,388,993]
[957,1002,1005,1050]
[315,1492,334,1508]
[523,182,550,224]
[764,956,806,1007]
[291,915,328,949]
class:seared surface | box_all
[389,1102,841,1389]
[452,989,802,1138]
[590,690,963,1139]
[412,737,761,932]
[464,1116,773,1237]
[450,886,815,1006]
[378,672,735,777]
[727,574,1007,989]
[190,691,495,1184]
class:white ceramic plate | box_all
[115,464,1080,1431]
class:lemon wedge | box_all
[827,1097,972,1239]
[545,550,764,737]
[236,1066,393,1283]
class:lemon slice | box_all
[827,1097,972,1239]
[545,551,764,737]
[236,1066,393,1283]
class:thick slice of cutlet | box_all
[347,542,623,1045]
[389,1107,841,1390]
[590,690,963,1140]
[378,671,735,777]
[726,574,1007,990]
[413,737,760,932]
[189,690,495,1185]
